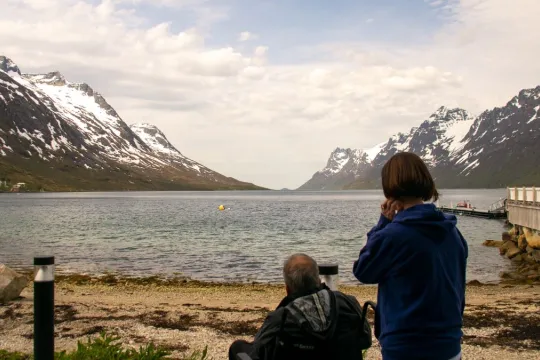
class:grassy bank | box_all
[0,333,209,360]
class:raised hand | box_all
[381,199,404,220]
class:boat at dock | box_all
[437,198,507,219]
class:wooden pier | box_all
[437,206,507,219]
[437,197,507,219]
[506,187,540,231]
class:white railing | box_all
[507,187,540,206]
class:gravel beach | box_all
[1,275,539,359]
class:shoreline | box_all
[1,274,539,359]
[10,268,530,288]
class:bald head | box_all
[283,253,321,295]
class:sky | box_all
[2,0,540,189]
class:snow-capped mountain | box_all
[0,55,261,191]
[300,87,540,190]
[129,123,221,178]
[298,145,382,190]
[439,86,540,187]
[371,107,474,168]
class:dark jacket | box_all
[353,203,468,360]
[249,285,367,360]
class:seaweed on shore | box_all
[463,306,540,350]
[142,309,261,336]
[55,304,78,323]
[53,272,279,290]
[142,310,197,331]
[182,304,271,315]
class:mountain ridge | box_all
[300,86,540,190]
[0,55,264,191]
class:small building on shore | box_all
[10,182,26,192]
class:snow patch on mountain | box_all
[364,142,385,162]
[130,123,182,158]
[528,105,539,124]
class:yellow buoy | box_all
[218,205,225,211]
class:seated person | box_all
[229,253,370,360]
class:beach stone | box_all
[0,264,29,303]
[531,250,540,263]
[466,280,483,286]
[500,271,525,281]
[525,270,538,277]
[518,234,528,250]
[523,227,540,249]
[506,245,522,259]
[499,241,513,254]
[483,240,504,247]
[512,254,523,262]
[523,253,537,264]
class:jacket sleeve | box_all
[353,215,396,284]
[456,228,468,316]
[251,310,283,359]
[367,214,391,237]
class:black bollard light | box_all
[34,256,55,360]
[318,263,339,291]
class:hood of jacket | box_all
[392,203,457,243]
[283,287,338,340]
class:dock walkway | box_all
[437,206,507,219]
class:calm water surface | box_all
[0,190,509,284]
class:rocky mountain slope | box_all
[300,86,540,190]
[0,56,262,191]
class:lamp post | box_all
[318,263,339,291]
[34,256,55,360]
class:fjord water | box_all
[0,189,508,284]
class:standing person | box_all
[353,152,467,360]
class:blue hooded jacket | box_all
[353,203,468,360]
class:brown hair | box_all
[381,152,439,202]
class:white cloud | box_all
[1,0,539,189]
[238,31,257,42]
[429,0,445,7]
[366,18,374,24]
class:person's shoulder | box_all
[372,222,410,242]
[334,291,361,309]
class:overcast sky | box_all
[2,0,539,189]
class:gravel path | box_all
[1,278,539,359]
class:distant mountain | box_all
[298,146,382,190]
[299,87,540,190]
[0,56,263,191]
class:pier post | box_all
[318,263,339,291]
[34,256,55,360]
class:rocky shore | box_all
[484,225,540,284]
[1,273,539,359]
